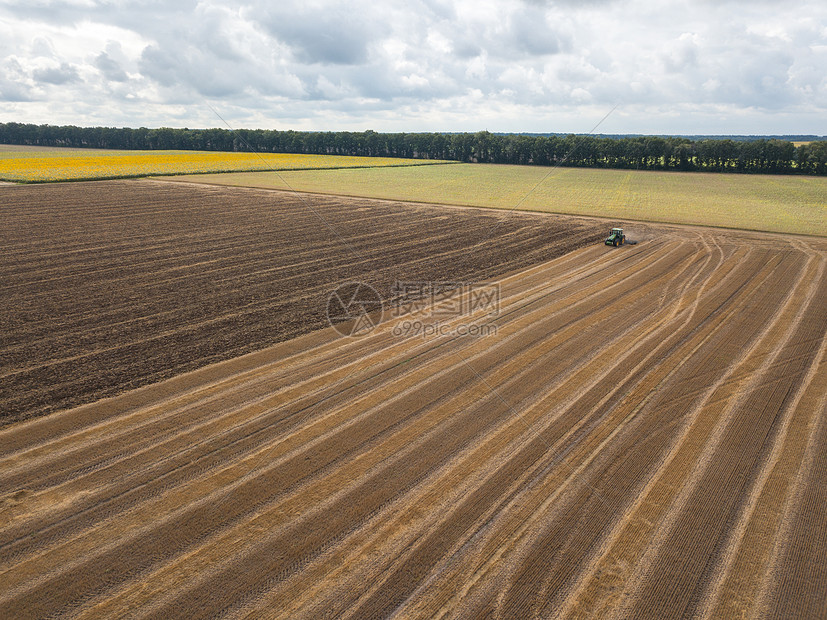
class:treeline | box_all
[1,122,825,175]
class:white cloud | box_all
[0,0,824,134]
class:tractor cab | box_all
[605,228,625,247]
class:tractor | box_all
[605,227,625,247]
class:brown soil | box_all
[0,179,601,425]
[0,180,825,618]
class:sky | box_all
[0,0,825,135]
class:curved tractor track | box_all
[1,197,826,618]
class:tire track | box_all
[0,237,676,605]
[1,211,824,618]
[553,243,819,619]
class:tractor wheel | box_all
[612,239,617,247]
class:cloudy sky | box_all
[1,0,825,135]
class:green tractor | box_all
[605,227,626,247]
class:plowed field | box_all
[1,192,825,618]
[0,180,600,425]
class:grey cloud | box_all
[660,35,699,73]
[30,37,56,58]
[509,8,567,56]
[138,45,245,97]
[131,2,306,99]
[0,0,105,27]
[521,0,619,6]
[452,39,482,59]
[426,4,571,64]
[0,78,32,102]
[138,45,177,88]
[418,0,457,20]
[33,62,80,85]
[95,51,128,82]
[138,38,305,100]
[259,6,377,65]
[2,0,196,29]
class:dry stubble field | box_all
[1,180,826,618]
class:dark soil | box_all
[0,179,601,424]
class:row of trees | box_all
[1,122,825,175]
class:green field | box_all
[168,164,827,237]
[2,144,822,236]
